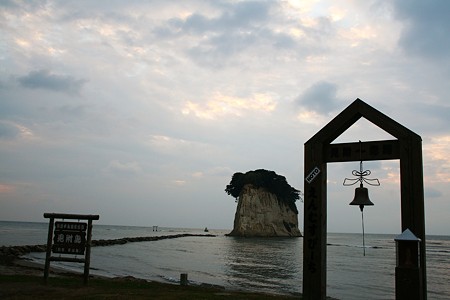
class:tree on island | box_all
[225,169,301,213]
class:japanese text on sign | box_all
[55,221,87,231]
[52,222,87,255]
[306,186,319,273]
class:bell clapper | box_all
[359,197,366,256]
[343,141,380,256]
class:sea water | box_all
[1,221,449,299]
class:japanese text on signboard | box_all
[52,222,87,255]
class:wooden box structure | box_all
[44,213,99,284]
[395,229,423,300]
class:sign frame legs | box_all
[44,213,99,285]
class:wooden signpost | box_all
[44,213,99,284]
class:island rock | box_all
[228,184,302,237]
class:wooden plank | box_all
[44,213,99,220]
[325,140,400,163]
[399,138,426,299]
[303,142,327,300]
[44,217,54,283]
[84,219,94,285]
[306,99,420,145]
[50,256,85,263]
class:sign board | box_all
[305,166,320,184]
[52,222,87,255]
[44,213,99,285]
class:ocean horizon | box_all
[1,220,449,299]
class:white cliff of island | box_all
[225,169,302,237]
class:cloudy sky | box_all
[1,0,449,235]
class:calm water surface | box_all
[1,221,449,299]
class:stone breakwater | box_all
[0,234,216,258]
[91,233,216,246]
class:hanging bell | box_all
[349,183,374,212]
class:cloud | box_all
[296,81,340,114]
[423,135,450,183]
[1,0,450,234]
[191,166,234,179]
[409,102,450,134]
[425,187,442,198]
[0,122,20,140]
[182,92,277,120]
[175,1,271,33]
[146,135,224,161]
[393,0,450,61]
[17,70,88,95]
[0,0,44,11]
[0,184,15,193]
[157,1,297,67]
[0,121,34,140]
[105,160,142,175]
[173,180,186,186]
[58,105,88,117]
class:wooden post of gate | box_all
[303,99,426,299]
[44,213,99,285]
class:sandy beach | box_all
[0,249,304,300]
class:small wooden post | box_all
[83,219,94,285]
[44,217,54,283]
[180,273,188,285]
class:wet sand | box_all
[0,252,302,299]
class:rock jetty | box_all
[0,233,216,258]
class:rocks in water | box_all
[91,233,215,247]
[0,234,216,257]
[0,245,47,257]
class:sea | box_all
[1,221,449,300]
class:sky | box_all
[1,0,449,235]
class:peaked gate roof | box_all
[306,98,421,145]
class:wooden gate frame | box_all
[303,99,426,299]
[44,213,99,284]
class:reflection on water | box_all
[224,237,302,294]
[3,222,449,299]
